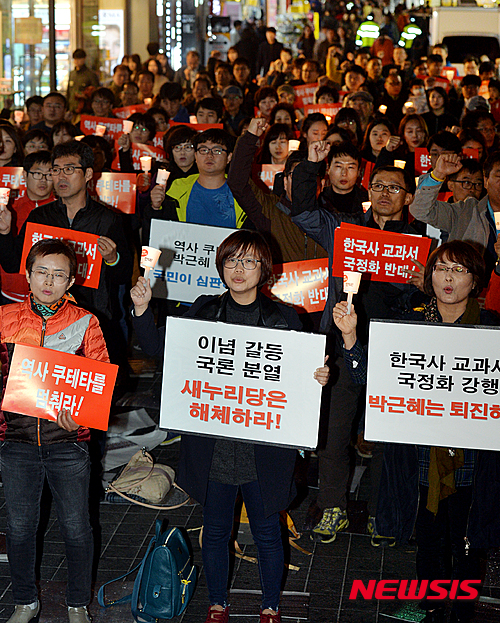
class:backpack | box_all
[98,519,196,622]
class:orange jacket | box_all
[0,296,109,444]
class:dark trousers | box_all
[318,355,363,511]
[202,480,283,611]
[0,441,93,607]
[416,485,480,619]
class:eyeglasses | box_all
[196,146,227,156]
[223,257,261,270]
[28,171,52,181]
[133,125,149,132]
[31,268,69,284]
[50,165,85,176]
[369,182,408,194]
[433,264,470,274]
[173,143,194,152]
[449,179,483,190]
[477,125,495,135]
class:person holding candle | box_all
[130,229,330,623]
[116,113,156,172]
[290,139,425,543]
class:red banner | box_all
[332,223,431,283]
[111,141,166,171]
[112,104,149,119]
[254,164,284,190]
[21,223,102,288]
[415,148,432,176]
[168,121,224,132]
[262,258,329,313]
[80,115,125,141]
[303,103,342,120]
[361,159,375,190]
[87,172,137,214]
[0,167,24,190]
[462,147,480,160]
[293,83,318,108]
[2,343,117,431]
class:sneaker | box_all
[367,516,396,547]
[161,432,181,445]
[260,609,281,622]
[204,605,230,622]
[6,603,40,623]
[311,507,349,543]
[67,606,91,623]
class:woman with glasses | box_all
[336,240,500,623]
[131,230,329,623]
[0,238,109,623]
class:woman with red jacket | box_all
[0,238,109,623]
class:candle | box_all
[95,124,107,136]
[189,115,198,124]
[140,156,152,172]
[378,105,387,114]
[288,139,301,151]
[122,119,134,134]
[394,160,406,169]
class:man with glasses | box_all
[0,141,132,362]
[32,92,68,136]
[150,129,247,228]
[290,141,420,547]
[0,151,55,305]
[411,152,500,277]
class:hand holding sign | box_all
[57,408,79,432]
[433,153,462,180]
[98,236,118,264]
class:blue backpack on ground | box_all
[98,519,196,622]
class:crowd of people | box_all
[1,5,500,623]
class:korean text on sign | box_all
[87,172,137,214]
[21,222,102,289]
[161,317,326,449]
[332,223,431,284]
[2,343,118,431]
[365,320,500,451]
[262,257,329,313]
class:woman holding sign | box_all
[335,241,500,623]
[131,230,329,623]
[0,239,109,623]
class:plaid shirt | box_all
[342,339,368,385]
[418,446,477,487]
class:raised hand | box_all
[308,140,330,163]
[248,118,268,137]
[386,136,401,152]
[130,275,152,315]
[433,153,463,180]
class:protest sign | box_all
[0,167,24,191]
[80,115,124,141]
[414,148,432,176]
[148,219,236,301]
[161,317,326,448]
[112,104,148,119]
[293,83,318,108]
[168,121,224,131]
[87,172,137,214]
[361,159,375,190]
[21,223,102,288]
[111,141,166,171]
[254,164,284,190]
[332,223,431,283]
[2,343,118,431]
[303,103,342,120]
[365,320,500,451]
[263,258,329,313]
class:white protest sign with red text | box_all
[293,83,318,108]
[111,141,166,171]
[87,172,137,214]
[2,343,118,431]
[161,317,326,448]
[21,223,102,288]
[263,258,329,313]
[366,320,500,451]
[332,223,431,283]
[80,115,125,141]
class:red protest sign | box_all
[2,343,117,431]
[462,147,480,161]
[87,172,137,214]
[0,167,24,190]
[415,148,432,175]
[254,164,284,190]
[111,141,166,171]
[152,130,167,148]
[168,121,224,132]
[80,115,124,141]
[293,83,318,108]
[303,103,342,120]
[332,223,431,283]
[112,104,148,119]
[361,159,375,190]
[262,258,329,313]
[491,100,500,124]
[21,223,102,288]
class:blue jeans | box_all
[202,480,283,611]
[0,441,93,607]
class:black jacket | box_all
[132,290,303,516]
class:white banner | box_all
[365,320,500,450]
[149,220,237,302]
[161,317,326,449]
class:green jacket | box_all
[166,174,247,228]
[67,65,100,112]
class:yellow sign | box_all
[15,17,43,45]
